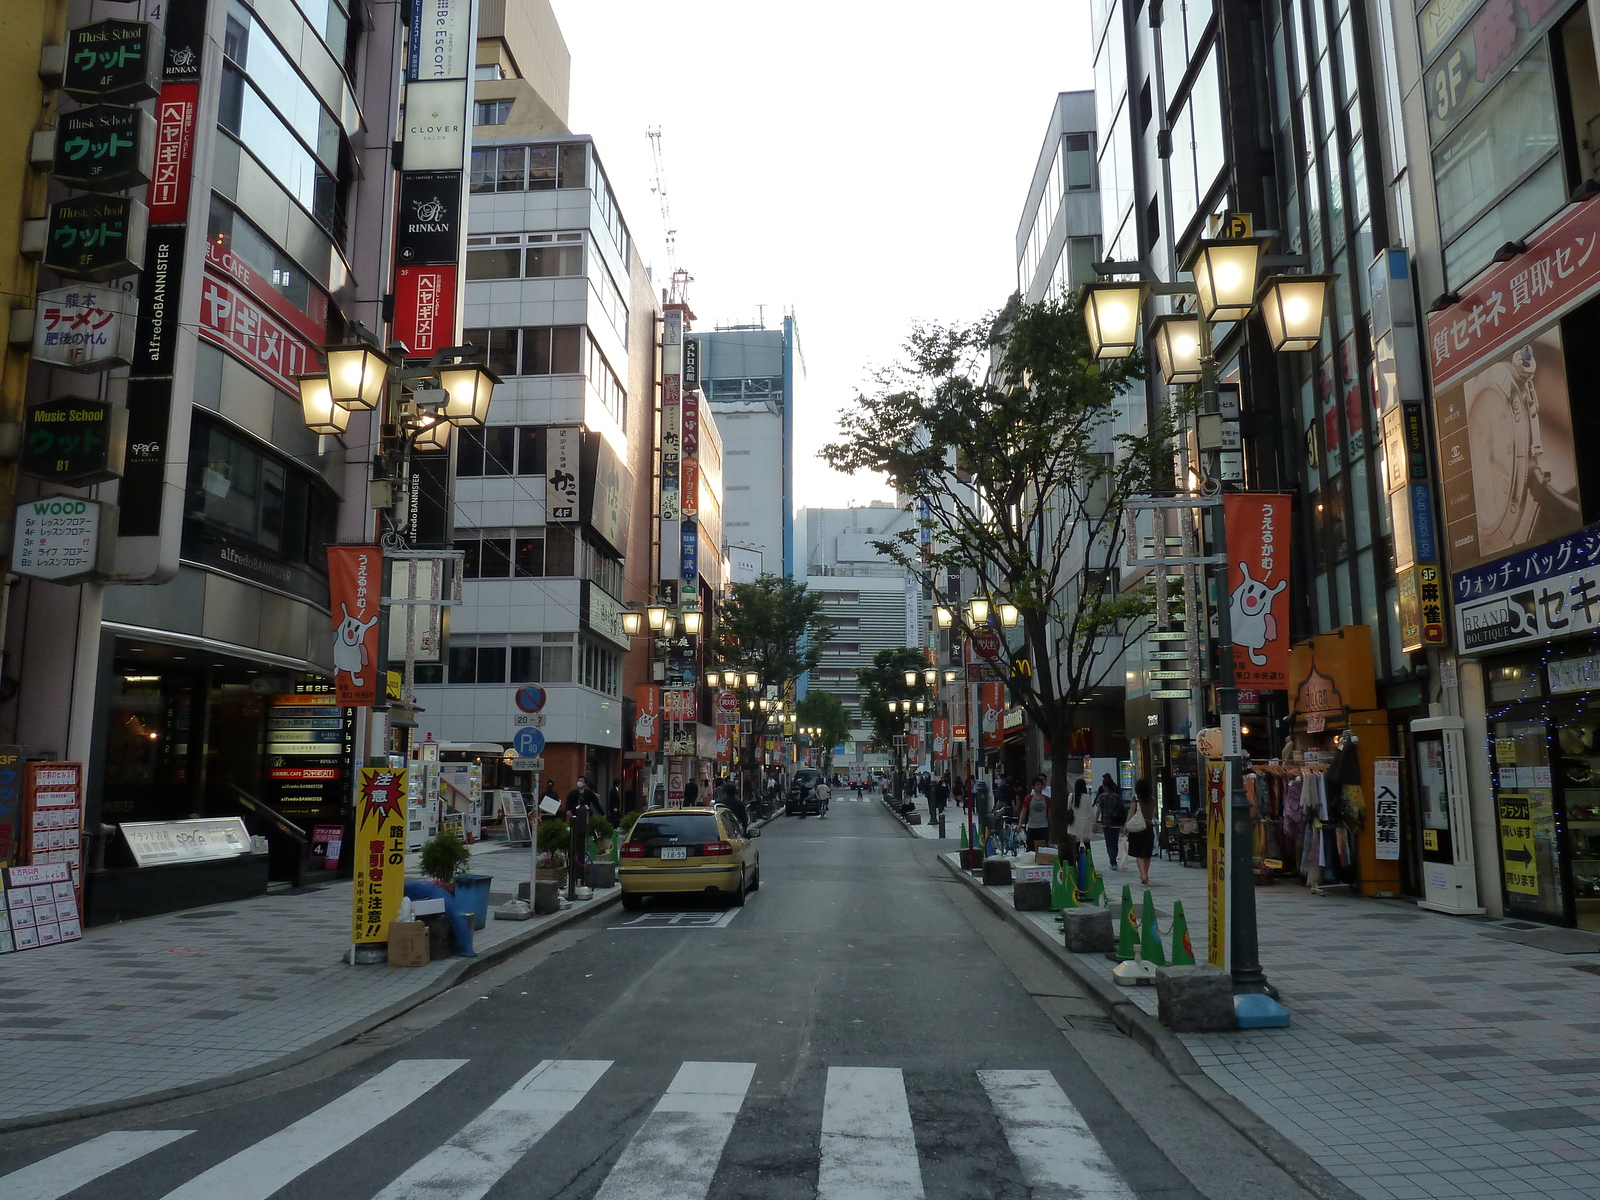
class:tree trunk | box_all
[1046,720,1079,868]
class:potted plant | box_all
[536,818,569,886]
[420,829,494,930]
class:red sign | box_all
[327,546,382,706]
[199,269,317,396]
[716,689,739,718]
[682,391,699,455]
[1426,192,1600,389]
[148,82,198,223]
[980,682,1005,749]
[394,264,457,357]
[633,685,661,751]
[681,457,699,517]
[205,239,326,345]
[906,733,920,758]
[667,758,686,804]
[1224,494,1292,689]
[971,629,1002,659]
[932,717,950,760]
[662,688,695,723]
[952,724,968,740]
[715,724,733,763]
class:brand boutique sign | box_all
[395,170,461,264]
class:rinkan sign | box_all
[395,170,461,264]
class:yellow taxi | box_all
[619,807,760,909]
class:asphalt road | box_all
[0,796,1319,1200]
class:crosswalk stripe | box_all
[371,1059,611,1200]
[592,1061,756,1200]
[161,1059,466,1200]
[979,1069,1133,1199]
[0,1130,194,1200]
[818,1066,925,1199]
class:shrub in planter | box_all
[619,810,642,836]
[589,814,614,842]
[419,829,471,884]
[537,819,569,854]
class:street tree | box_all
[825,296,1182,849]
[796,688,850,773]
[857,646,931,798]
[711,574,836,787]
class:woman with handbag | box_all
[1126,778,1158,885]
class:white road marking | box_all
[610,909,740,929]
[0,1130,193,1200]
[161,1059,466,1200]
[592,1061,756,1200]
[372,1059,611,1200]
[979,1069,1134,1198]
[818,1066,925,1199]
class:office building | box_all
[696,318,802,579]
[412,10,666,804]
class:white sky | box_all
[548,1,1093,509]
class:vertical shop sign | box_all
[0,748,20,867]
[715,724,733,763]
[980,682,1005,749]
[352,768,408,944]
[328,546,382,706]
[680,456,699,517]
[1497,792,1539,895]
[1373,758,1402,860]
[667,759,686,804]
[546,426,579,520]
[1206,761,1229,970]
[393,264,457,357]
[148,84,198,221]
[633,685,661,751]
[1223,494,1292,688]
[933,717,950,761]
[680,521,698,590]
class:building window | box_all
[455,527,576,578]
[469,141,588,193]
[510,634,575,684]
[474,63,505,81]
[465,231,585,281]
[702,377,783,400]
[1065,132,1094,189]
[474,100,513,126]
[184,417,334,571]
[456,426,544,478]
[579,639,621,695]
[448,646,507,684]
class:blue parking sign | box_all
[514,727,545,757]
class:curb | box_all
[939,855,1362,1200]
[881,795,944,838]
[0,889,622,1135]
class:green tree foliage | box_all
[796,688,850,770]
[856,647,931,787]
[825,298,1182,842]
[710,574,836,689]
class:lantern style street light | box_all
[1080,279,1151,358]
[744,671,760,689]
[298,374,347,435]
[967,596,990,625]
[705,670,721,688]
[903,670,918,687]
[997,603,1020,628]
[1150,313,1203,385]
[935,605,953,628]
[923,668,937,686]
[621,610,644,636]
[646,603,668,631]
[324,341,390,411]
[681,608,704,636]
[1079,223,1331,1022]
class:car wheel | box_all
[728,872,747,907]
[621,892,643,911]
[749,866,760,892]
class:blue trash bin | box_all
[454,874,493,930]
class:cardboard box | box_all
[1033,847,1059,865]
[387,919,429,967]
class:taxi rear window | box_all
[632,815,722,843]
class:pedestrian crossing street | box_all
[0,1059,1136,1200]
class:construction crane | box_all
[645,126,693,307]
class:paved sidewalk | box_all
[0,842,613,1127]
[945,847,1600,1200]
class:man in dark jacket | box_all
[562,777,601,900]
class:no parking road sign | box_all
[514,727,545,757]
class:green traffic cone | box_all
[960,824,970,850]
[1083,844,1107,906]
[1053,859,1080,909]
[1115,884,1139,960]
[1170,900,1196,966]
[1139,890,1167,967]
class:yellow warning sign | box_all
[1497,793,1539,896]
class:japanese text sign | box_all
[21,398,121,485]
[980,682,1005,749]
[1427,194,1600,389]
[1224,494,1292,688]
[1373,758,1402,860]
[198,269,316,395]
[352,768,408,944]
[393,264,457,357]
[148,83,199,224]
[32,283,136,371]
[633,685,661,751]
[328,546,382,707]
[52,105,153,192]
[12,498,109,584]
[45,195,145,281]
[63,20,161,102]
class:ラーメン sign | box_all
[32,283,137,371]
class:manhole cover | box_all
[174,910,237,920]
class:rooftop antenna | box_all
[756,303,766,328]
[646,127,693,308]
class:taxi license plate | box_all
[660,846,687,860]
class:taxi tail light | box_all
[702,840,734,856]
[621,843,645,858]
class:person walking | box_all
[561,777,600,900]
[1061,777,1089,866]
[1022,775,1051,853]
[684,777,700,806]
[1127,778,1158,885]
[1094,773,1125,869]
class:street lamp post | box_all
[1081,220,1329,1023]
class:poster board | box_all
[23,763,84,892]
[0,862,81,953]
[501,790,530,846]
